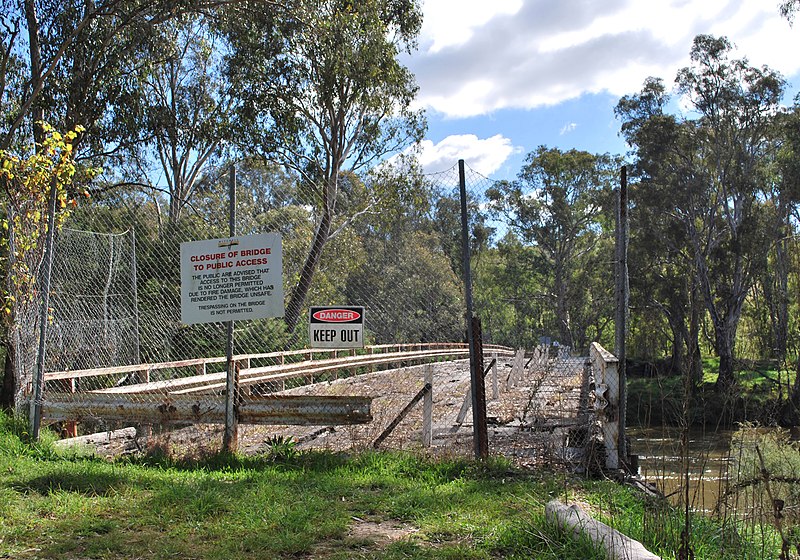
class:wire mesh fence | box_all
[15,160,619,465]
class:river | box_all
[630,427,735,513]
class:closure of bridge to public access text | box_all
[180,233,284,325]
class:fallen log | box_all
[545,500,660,560]
[53,427,138,449]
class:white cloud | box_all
[410,134,520,175]
[407,0,800,118]
[560,122,577,135]
[419,0,523,53]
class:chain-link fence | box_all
[14,161,620,465]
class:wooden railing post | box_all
[491,352,498,400]
[422,364,433,447]
[590,342,620,471]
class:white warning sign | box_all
[181,234,284,325]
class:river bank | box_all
[626,368,795,429]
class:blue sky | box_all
[399,0,800,181]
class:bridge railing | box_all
[41,343,515,430]
[590,342,621,470]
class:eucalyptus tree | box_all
[752,107,800,368]
[133,15,236,230]
[472,231,548,349]
[616,35,785,390]
[0,0,263,151]
[487,146,618,350]
[770,105,800,388]
[781,0,800,23]
[222,0,425,334]
[0,0,281,409]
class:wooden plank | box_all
[45,358,223,381]
[43,394,372,426]
[45,344,516,383]
[54,427,137,448]
[93,348,471,396]
[422,365,433,446]
[178,349,472,395]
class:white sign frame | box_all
[181,234,284,325]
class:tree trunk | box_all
[688,284,703,387]
[284,195,333,334]
[25,0,45,144]
[554,265,572,348]
[1,344,16,411]
[714,322,737,391]
[0,0,45,411]
[773,227,789,365]
[666,297,685,375]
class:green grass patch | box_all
[628,355,797,428]
[0,413,783,559]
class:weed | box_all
[263,435,298,461]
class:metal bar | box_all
[458,159,488,460]
[129,229,142,370]
[372,383,431,448]
[31,178,59,440]
[224,165,238,452]
[43,394,373,426]
[525,356,534,369]
[615,166,629,468]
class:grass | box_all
[0,413,781,560]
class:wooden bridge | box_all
[43,342,621,469]
[41,343,514,426]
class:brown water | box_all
[630,427,734,513]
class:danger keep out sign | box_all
[181,234,284,325]
[309,306,364,349]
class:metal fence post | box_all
[615,166,629,469]
[223,165,238,453]
[31,178,59,440]
[459,159,488,459]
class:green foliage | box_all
[721,426,800,555]
[781,0,800,23]
[0,412,59,460]
[487,146,618,351]
[0,123,96,320]
[617,35,792,388]
[0,416,788,560]
[346,230,464,343]
[223,0,426,333]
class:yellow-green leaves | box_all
[0,123,98,322]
